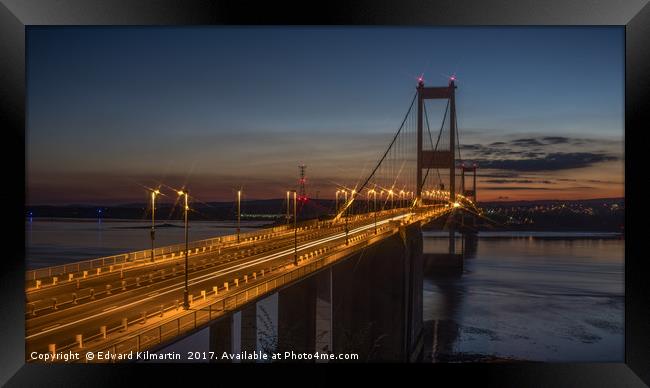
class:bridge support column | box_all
[449,227,456,255]
[315,267,333,359]
[330,223,423,361]
[208,315,233,363]
[256,293,278,359]
[278,275,317,355]
[240,303,257,361]
[231,312,242,362]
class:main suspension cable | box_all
[335,90,418,218]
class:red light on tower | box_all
[448,73,457,87]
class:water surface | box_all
[423,232,624,362]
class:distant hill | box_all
[478,197,624,232]
[480,197,623,207]
[27,198,340,221]
[27,197,624,232]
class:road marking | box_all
[27,213,414,340]
[41,324,61,331]
[103,305,118,312]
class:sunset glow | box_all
[27,27,623,205]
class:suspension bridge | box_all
[25,77,484,362]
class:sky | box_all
[26,27,624,205]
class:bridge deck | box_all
[25,205,453,362]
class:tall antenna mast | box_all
[298,163,307,200]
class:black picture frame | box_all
[1,1,648,386]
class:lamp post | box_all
[370,188,377,234]
[178,190,190,310]
[389,190,394,209]
[150,189,160,263]
[345,190,350,245]
[237,189,241,244]
[335,190,340,213]
[366,190,370,214]
[286,190,290,224]
[292,190,298,265]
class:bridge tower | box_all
[416,76,457,202]
[416,76,458,254]
[460,163,478,203]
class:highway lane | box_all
[25,221,353,317]
[26,209,406,312]
[25,221,352,329]
[27,210,402,327]
[26,221,328,293]
[26,211,419,354]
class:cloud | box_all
[456,135,621,174]
[476,152,618,172]
[586,179,623,184]
[460,144,482,150]
[483,185,596,191]
[459,135,621,161]
[484,179,554,184]
[511,138,545,147]
[542,136,570,144]
[477,172,521,178]
[483,186,554,191]
[558,178,622,184]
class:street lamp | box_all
[345,190,353,245]
[335,190,341,213]
[292,190,298,265]
[237,189,241,243]
[366,189,370,214]
[178,190,190,310]
[389,190,394,209]
[369,188,377,234]
[150,189,160,263]
[345,201,349,245]
[286,190,290,224]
